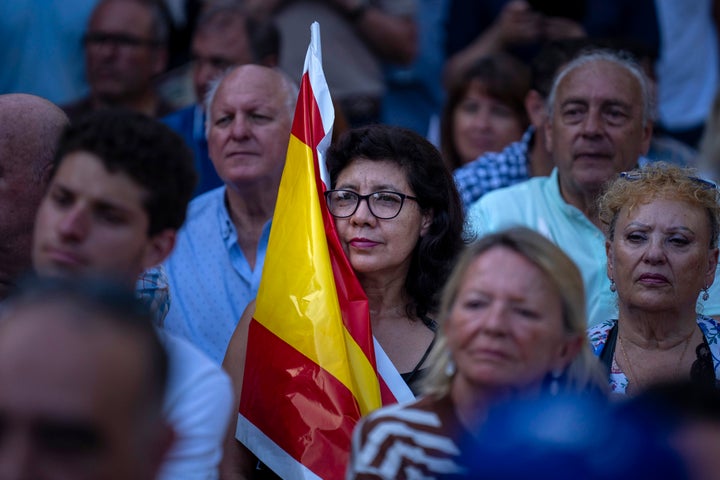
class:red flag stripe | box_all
[295,70,390,405]
[291,72,325,150]
[240,320,361,479]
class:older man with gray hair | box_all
[467,49,658,327]
[161,64,298,364]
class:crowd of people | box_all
[2,0,720,479]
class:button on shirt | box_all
[162,187,270,364]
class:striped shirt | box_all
[347,394,473,479]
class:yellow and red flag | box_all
[235,23,413,479]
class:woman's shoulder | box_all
[361,395,444,426]
[349,395,467,479]
[697,314,720,343]
[587,319,618,347]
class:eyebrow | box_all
[561,97,632,110]
[335,182,403,191]
[53,182,137,216]
[625,222,696,233]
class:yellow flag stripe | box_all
[255,134,381,413]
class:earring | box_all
[609,280,617,293]
[703,286,710,301]
[444,357,456,377]
[549,368,563,396]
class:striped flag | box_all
[235,23,413,479]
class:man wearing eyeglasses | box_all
[62,0,174,121]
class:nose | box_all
[642,237,667,264]
[89,39,119,60]
[478,302,509,337]
[471,107,492,130]
[581,109,602,136]
[57,205,90,242]
[349,196,377,226]
[230,115,251,140]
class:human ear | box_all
[420,210,434,237]
[605,239,614,284]
[141,229,176,270]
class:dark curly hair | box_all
[326,125,466,319]
[52,109,197,235]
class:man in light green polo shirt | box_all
[467,49,663,326]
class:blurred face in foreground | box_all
[32,151,173,285]
[446,246,577,392]
[0,302,170,480]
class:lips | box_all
[468,347,512,363]
[349,237,380,248]
[42,246,87,270]
[574,151,612,161]
[637,273,669,285]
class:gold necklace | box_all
[617,327,696,393]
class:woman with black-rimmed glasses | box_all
[589,163,720,396]
[324,124,466,394]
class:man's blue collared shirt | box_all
[161,187,270,364]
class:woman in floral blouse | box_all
[589,164,720,395]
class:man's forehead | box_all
[51,152,149,214]
[558,61,640,98]
[214,74,287,110]
[90,0,152,33]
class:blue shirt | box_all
[0,0,98,104]
[453,127,534,209]
[162,187,271,364]
[161,105,224,197]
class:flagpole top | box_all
[310,22,321,60]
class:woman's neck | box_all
[449,378,517,434]
[618,305,699,350]
[361,272,412,325]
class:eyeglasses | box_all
[83,32,160,49]
[619,171,718,190]
[324,190,418,219]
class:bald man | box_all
[0,93,68,300]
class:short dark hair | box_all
[327,125,466,319]
[2,275,168,407]
[53,109,197,235]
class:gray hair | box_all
[203,66,298,138]
[546,49,654,127]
